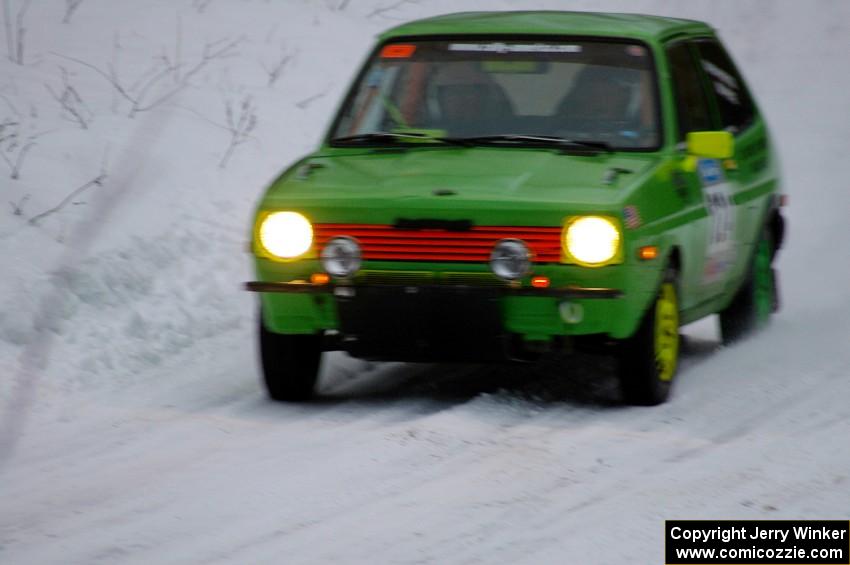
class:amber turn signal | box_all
[531,276,550,288]
[310,273,331,285]
[638,246,658,260]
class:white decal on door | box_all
[698,159,736,283]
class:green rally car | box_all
[246,11,785,405]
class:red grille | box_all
[314,224,563,263]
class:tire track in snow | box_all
[0,110,175,473]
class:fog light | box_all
[490,239,531,281]
[321,237,361,277]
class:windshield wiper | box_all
[330,132,612,152]
[458,134,613,153]
[329,132,471,147]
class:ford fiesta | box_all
[246,11,785,405]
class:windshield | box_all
[329,38,661,150]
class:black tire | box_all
[259,315,322,401]
[617,268,680,406]
[719,228,777,345]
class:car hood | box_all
[261,147,660,226]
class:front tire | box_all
[617,268,680,406]
[259,315,322,401]
[719,228,777,344]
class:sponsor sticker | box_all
[698,158,724,186]
[448,42,582,54]
[380,44,416,58]
[697,159,736,283]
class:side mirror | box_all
[686,131,734,159]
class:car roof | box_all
[380,10,713,43]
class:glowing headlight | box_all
[490,239,531,280]
[565,216,621,266]
[321,237,362,277]
[258,211,313,259]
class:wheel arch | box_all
[666,245,683,276]
[767,203,785,256]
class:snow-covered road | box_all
[5,312,850,564]
[2,1,850,563]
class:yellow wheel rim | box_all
[654,282,679,382]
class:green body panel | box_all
[265,149,658,224]
[251,11,781,348]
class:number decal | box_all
[698,159,736,283]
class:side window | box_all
[695,40,756,133]
[666,42,713,141]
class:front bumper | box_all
[244,280,622,299]
[248,253,663,352]
[247,280,621,362]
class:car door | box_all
[665,40,723,308]
[691,38,769,295]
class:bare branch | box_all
[261,47,295,87]
[0,138,35,179]
[124,59,165,95]
[0,118,16,143]
[158,16,184,81]
[62,0,85,24]
[45,66,93,129]
[0,113,50,179]
[192,0,213,14]
[8,193,28,215]
[52,35,241,118]
[4,0,32,64]
[170,104,228,134]
[3,1,13,62]
[127,64,174,116]
[325,0,351,11]
[29,171,107,226]
[296,89,328,110]
[367,0,419,19]
[14,0,30,64]
[219,95,257,169]
[133,37,241,115]
[52,52,136,106]
[198,36,242,63]
[174,15,182,82]
[0,118,30,178]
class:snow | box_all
[2,1,850,563]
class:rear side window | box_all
[694,40,756,133]
[666,42,713,141]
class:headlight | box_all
[321,237,362,277]
[490,239,531,280]
[258,211,313,259]
[564,216,621,266]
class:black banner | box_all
[666,520,849,564]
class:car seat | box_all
[427,62,516,136]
